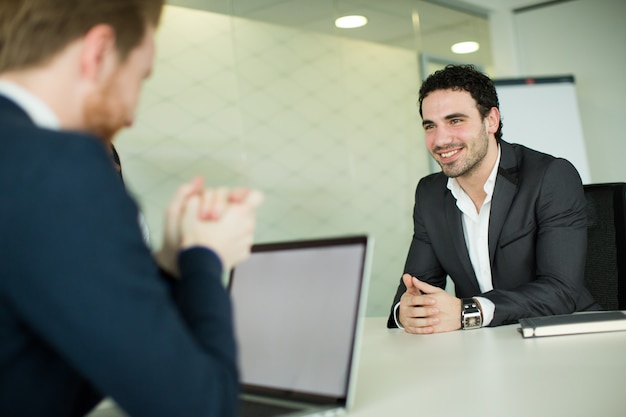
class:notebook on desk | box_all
[228,235,372,417]
[519,311,626,338]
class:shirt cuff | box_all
[474,296,495,326]
[392,302,404,329]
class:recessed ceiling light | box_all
[451,41,480,54]
[335,15,368,29]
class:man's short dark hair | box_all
[418,64,503,141]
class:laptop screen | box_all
[228,236,369,401]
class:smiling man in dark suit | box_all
[0,1,263,416]
[388,65,598,334]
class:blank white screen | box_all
[230,244,364,398]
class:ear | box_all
[486,106,500,135]
[79,24,117,83]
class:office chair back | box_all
[583,182,626,310]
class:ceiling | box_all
[165,0,555,67]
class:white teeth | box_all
[441,150,458,158]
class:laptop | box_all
[228,235,373,417]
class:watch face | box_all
[465,315,481,328]
[462,298,482,329]
[463,310,482,329]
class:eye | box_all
[423,123,435,131]
[450,118,462,124]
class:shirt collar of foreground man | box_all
[0,80,60,129]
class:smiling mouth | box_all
[436,147,463,162]
[440,149,458,158]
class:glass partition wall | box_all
[118,0,492,316]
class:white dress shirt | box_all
[447,146,501,326]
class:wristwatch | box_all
[461,298,482,330]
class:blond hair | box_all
[0,0,164,72]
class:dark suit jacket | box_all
[388,140,598,328]
[0,96,239,416]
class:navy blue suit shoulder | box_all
[0,97,239,416]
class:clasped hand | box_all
[155,176,264,276]
[398,274,462,334]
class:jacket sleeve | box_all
[387,178,447,328]
[7,138,239,417]
[484,158,591,326]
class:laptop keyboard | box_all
[239,399,303,417]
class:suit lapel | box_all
[489,141,519,265]
[444,190,477,284]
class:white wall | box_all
[117,6,429,317]
[507,0,626,183]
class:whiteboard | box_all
[494,76,591,183]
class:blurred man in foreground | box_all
[0,1,262,416]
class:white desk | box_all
[89,317,626,417]
[350,317,626,417]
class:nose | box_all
[429,125,453,150]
